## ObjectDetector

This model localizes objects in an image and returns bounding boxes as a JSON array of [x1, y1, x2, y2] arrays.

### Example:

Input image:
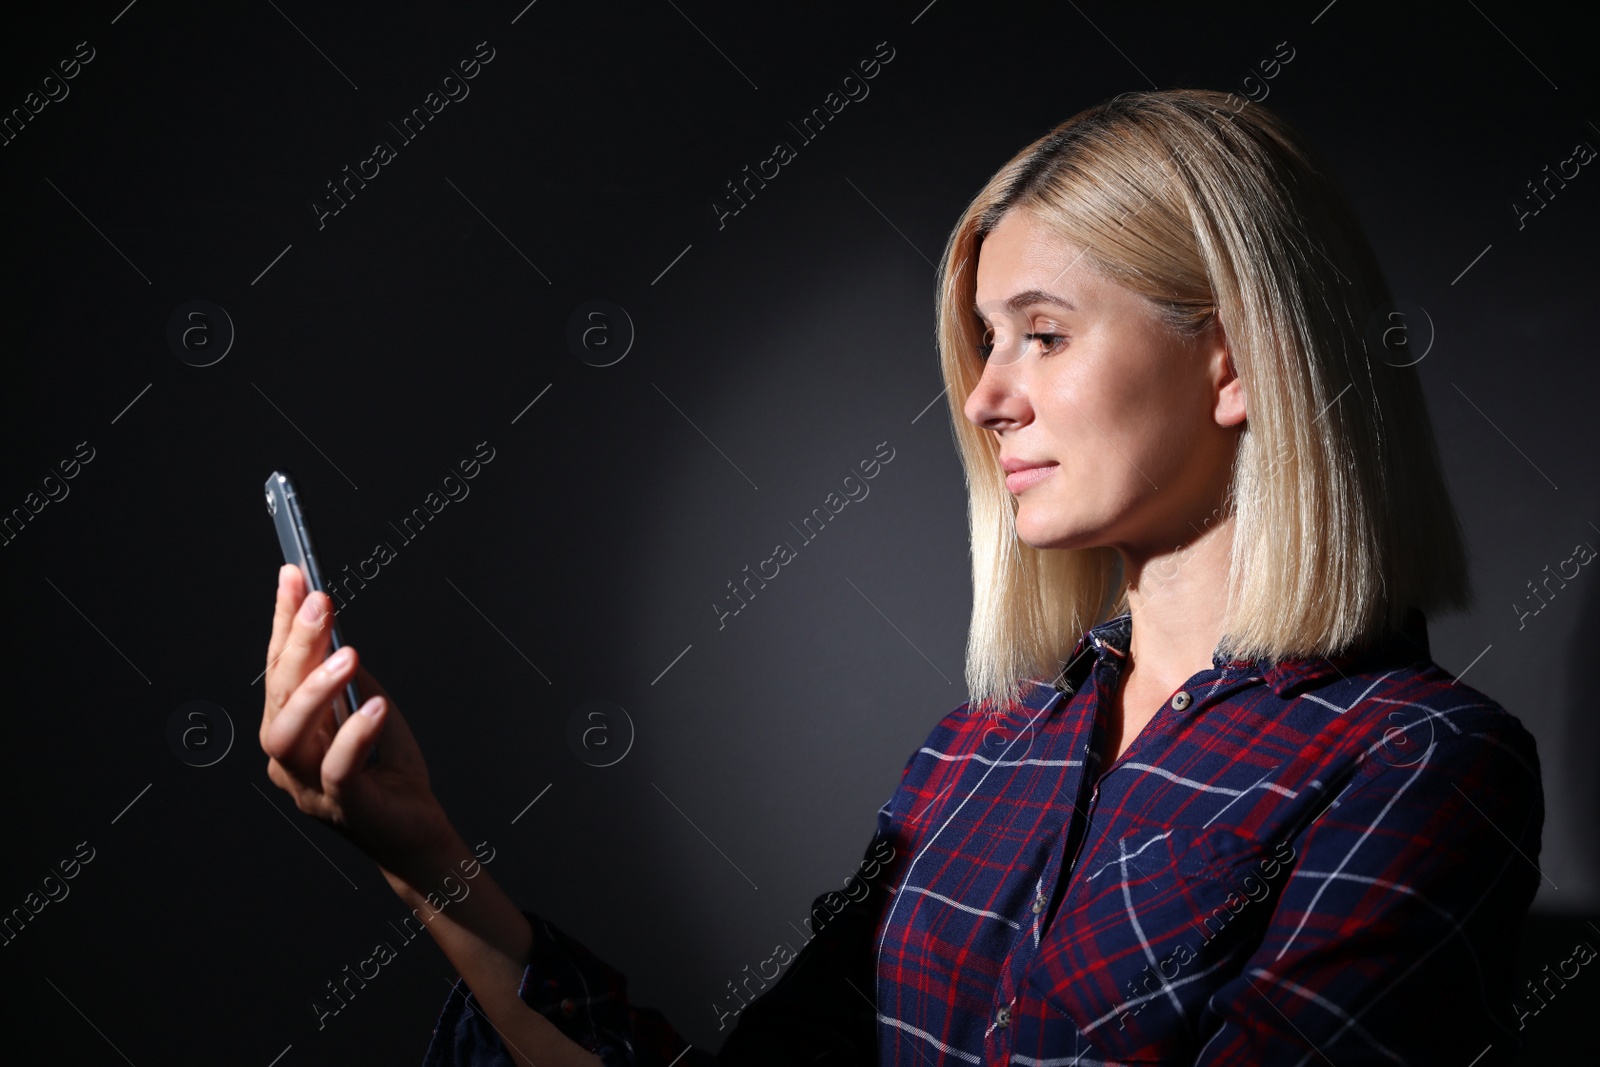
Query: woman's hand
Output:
[[259, 567, 600, 1066], [259, 564, 455, 879]]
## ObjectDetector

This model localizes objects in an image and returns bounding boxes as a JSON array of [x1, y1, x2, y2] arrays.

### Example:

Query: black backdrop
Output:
[[2, 1, 1596, 1063]]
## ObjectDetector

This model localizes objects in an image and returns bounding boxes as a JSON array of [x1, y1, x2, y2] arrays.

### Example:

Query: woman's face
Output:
[[963, 208, 1245, 557]]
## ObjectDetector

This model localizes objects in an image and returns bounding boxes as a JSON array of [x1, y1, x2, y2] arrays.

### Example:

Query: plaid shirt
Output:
[[424, 609, 1545, 1066]]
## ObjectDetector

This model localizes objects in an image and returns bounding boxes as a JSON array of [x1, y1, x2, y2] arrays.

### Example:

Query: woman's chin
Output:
[[1014, 513, 1098, 552]]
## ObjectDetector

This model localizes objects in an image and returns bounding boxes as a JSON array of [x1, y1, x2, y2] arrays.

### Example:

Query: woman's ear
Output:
[[1199, 310, 1246, 428], [1215, 380, 1246, 428]]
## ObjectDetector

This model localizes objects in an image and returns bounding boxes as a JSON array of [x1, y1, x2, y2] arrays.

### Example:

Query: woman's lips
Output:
[[1005, 463, 1059, 493]]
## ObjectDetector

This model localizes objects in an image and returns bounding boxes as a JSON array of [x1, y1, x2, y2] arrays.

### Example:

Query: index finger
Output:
[[266, 563, 306, 671]]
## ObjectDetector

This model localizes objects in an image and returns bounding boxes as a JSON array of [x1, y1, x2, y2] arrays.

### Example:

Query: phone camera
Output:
[[265, 490, 277, 516]]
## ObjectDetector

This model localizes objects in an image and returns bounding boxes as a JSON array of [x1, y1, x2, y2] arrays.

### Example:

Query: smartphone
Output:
[[264, 470, 364, 728]]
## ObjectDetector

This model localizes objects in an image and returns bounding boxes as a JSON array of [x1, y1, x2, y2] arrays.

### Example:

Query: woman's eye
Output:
[[1025, 331, 1066, 354], [978, 327, 996, 361]]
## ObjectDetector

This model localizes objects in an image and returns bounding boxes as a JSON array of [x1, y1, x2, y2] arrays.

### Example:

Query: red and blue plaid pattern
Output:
[[425, 609, 1545, 1066]]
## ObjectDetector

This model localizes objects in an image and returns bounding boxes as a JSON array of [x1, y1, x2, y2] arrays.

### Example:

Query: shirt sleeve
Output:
[[716, 797, 902, 1065], [1192, 725, 1545, 1066], [421, 799, 905, 1067], [420, 910, 717, 1067]]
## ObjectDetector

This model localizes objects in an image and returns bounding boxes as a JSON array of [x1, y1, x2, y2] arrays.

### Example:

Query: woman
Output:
[[259, 89, 1545, 1065]]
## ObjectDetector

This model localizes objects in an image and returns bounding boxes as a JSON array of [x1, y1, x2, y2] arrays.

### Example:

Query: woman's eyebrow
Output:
[[972, 290, 1077, 322], [1003, 289, 1076, 314]]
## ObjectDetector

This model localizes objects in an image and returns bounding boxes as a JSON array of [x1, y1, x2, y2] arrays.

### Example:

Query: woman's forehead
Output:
[[975, 219, 1101, 311]]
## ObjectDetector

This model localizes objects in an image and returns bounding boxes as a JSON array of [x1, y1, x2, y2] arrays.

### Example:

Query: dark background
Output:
[[1, 0, 1595, 1062]]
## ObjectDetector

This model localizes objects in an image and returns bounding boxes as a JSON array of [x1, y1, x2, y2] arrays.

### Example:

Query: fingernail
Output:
[[299, 594, 324, 623], [325, 647, 352, 673], [278, 564, 292, 593], [359, 696, 384, 718]]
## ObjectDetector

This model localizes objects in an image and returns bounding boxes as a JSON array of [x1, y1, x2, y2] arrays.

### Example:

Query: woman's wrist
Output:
[[379, 820, 535, 967], [376, 827, 586, 1066], [378, 817, 473, 906]]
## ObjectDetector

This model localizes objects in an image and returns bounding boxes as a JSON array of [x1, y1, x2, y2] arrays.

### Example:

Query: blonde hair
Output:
[[939, 89, 1471, 712]]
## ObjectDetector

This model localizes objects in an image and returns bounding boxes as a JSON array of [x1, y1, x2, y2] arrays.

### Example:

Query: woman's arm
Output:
[[379, 828, 600, 1067], [714, 824, 895, 1064], [261, 563, 898, 1065], [258, 565, 598, 1066]]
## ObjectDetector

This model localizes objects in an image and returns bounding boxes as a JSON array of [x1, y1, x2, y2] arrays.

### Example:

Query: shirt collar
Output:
[[1055, 606, 1431, 698]]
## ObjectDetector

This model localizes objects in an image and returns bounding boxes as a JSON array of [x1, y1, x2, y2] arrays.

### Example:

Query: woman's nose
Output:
[[963, 363, 1030, 430]]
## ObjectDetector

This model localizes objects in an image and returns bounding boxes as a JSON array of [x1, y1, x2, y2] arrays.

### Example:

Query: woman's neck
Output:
[[1116, 512, 1235, 698]]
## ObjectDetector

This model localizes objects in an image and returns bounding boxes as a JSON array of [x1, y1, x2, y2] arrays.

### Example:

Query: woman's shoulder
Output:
[[913, 677, 1066, 749], [882, 679, 1071, 807], [1291, 649, 1542, 793]]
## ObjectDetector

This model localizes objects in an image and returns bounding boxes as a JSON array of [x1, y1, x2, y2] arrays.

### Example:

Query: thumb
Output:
[[323, 696, 386, 789]]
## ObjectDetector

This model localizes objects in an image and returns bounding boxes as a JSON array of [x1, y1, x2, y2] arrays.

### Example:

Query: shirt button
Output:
[[1171, 690, 1192, 710], [559, 997, 576, 1017], [995, 1005, 1011, 1029], [1032, 892, 1045, 915]]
